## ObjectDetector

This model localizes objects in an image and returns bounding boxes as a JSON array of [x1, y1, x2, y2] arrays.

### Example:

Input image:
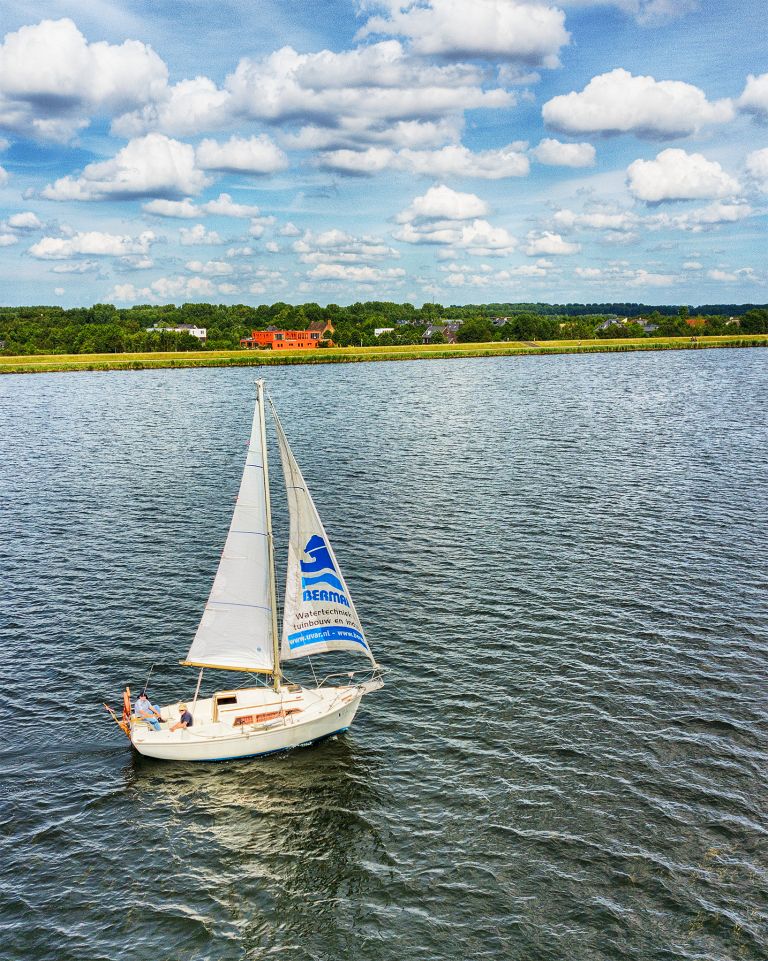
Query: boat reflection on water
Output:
[[123, 735, 387, 957]]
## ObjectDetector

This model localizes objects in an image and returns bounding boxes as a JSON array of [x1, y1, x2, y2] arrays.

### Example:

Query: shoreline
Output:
[[1, 334, 766, 375]]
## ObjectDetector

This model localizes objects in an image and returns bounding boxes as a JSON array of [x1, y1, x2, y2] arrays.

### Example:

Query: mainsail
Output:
[[184, 393, 275, 673], [271, 402, 375, 665]]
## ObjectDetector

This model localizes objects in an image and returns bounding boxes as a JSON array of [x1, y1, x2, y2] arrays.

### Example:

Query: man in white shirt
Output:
[[134, 691, 163, 731]]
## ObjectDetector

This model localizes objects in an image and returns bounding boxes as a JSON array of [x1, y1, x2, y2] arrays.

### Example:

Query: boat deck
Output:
[[131, 683, 359, 744]]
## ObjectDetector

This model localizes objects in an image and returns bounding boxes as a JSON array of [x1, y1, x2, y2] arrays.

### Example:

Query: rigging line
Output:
[[207, 599, 272, 612], [308, 655, 319, 688]]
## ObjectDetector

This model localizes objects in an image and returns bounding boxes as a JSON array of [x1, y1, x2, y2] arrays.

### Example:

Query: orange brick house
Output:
[[240, 319, 334, 350]]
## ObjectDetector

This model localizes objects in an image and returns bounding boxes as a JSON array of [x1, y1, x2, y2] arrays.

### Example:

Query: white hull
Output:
[[130, 680, 381, 762]]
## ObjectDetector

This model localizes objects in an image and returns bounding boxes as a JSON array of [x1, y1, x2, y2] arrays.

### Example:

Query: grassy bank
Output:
[[1, 334, 766, 375]]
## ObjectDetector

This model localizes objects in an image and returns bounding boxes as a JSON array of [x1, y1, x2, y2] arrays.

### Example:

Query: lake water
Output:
[[1, 350, 766, 961]]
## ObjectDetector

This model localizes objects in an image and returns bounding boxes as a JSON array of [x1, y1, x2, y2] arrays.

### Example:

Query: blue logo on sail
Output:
[[300, 534, 350, 607]]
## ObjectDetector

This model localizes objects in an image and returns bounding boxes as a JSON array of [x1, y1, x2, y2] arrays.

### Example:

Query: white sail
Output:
[[271, 402, 375, 665], [184, 393, 275, 673]]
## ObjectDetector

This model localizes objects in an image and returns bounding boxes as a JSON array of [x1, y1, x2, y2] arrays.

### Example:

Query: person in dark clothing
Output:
[[169, 703, 193, 732]]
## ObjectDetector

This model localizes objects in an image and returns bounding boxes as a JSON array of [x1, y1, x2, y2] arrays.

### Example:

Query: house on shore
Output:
[[308, 319, 334, 341], [422, 322, 461, 344], [240, 319, 334, 350], [146, 324, 207, 340]]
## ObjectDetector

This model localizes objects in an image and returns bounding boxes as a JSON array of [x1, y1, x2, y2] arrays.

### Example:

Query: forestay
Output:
[[184, 394, 275, 673], [271, 401, 375, 665]]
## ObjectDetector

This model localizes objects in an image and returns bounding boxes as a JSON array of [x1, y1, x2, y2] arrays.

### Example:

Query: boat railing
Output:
[[315, 666, 386, 688]]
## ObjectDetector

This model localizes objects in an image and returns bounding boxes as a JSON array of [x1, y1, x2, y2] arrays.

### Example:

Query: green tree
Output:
[[457, 317, 493, 342], [741, 309, 768, 334]]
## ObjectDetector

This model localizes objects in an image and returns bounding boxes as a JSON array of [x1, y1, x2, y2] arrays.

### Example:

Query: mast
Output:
[[257, 379, 282, 691]]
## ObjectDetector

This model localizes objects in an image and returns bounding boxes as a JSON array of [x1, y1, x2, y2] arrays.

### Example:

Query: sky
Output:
[[0, 0, 765, 308]]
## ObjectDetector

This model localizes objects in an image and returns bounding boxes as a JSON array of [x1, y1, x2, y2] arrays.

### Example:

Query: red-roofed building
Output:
[[241, 328, 321, 350], [240, 319, 334, 350], [308, 319, 334, 340]]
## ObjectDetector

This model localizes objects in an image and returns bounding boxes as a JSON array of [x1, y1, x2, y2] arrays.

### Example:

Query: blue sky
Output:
[[0, 0, 765, 307]]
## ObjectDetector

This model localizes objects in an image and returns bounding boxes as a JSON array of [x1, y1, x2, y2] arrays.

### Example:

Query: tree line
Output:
[[1, 300, 766, 355]]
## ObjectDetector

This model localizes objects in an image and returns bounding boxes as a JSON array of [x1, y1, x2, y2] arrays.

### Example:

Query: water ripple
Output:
[[1, 351, 767, 960]]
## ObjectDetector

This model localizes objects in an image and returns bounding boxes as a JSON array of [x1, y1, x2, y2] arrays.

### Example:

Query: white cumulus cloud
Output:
[[184, 259, 234, 276], [293, 228, 400, 265], [316, 146, 396, 175], [357, 0, 569, 66], [112, 76, 231, 138], [42, 134, 210, 201], [196, 135, 288, 174], [746, 148, 768, 193], [226, 41, 512, 137], [316, 142, 529, 178], [284, 117, 464, 152], [107, 275, 217, 303], [626, 148, 741, 202], [737, 73, 768, 121], [308, 263, 406, 283], [647, 201, 753, 230], [454, 220, 518, 256], [143, 192, 265, 219], [533, 138, 596, 167], [574, 266, 603, 278], [7, 211, 43, 230], [202, 193, 264, 218], [553, 208, 637, 231], [542, 69, 733, 139], [0, 18, 168, 141], [143, 198, 198, 218], [523, 231, 580, 255], [401, 143, 529, 178], [51, 260, 100, 273], [393, 185, 516, 253], [179, 223, 223, 246], [626, 268, 676, 287], [29, 229, 155, 259], [396, 184, 489, 223]]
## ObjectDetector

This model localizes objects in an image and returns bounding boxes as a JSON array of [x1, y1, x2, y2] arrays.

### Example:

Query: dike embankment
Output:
[[1, 335, 766, 375]]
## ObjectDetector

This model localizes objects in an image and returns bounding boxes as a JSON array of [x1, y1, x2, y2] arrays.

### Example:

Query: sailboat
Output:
[[106, 380, 383, 762]]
